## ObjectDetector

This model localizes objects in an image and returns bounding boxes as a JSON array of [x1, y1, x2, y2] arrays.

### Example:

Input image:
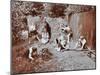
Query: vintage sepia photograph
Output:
[[11, 0, 96, 74]]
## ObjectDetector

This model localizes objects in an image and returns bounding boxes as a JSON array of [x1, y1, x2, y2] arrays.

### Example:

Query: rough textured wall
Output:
[[67, 10, 96, 50], [79, 11, 96, 50], [69, 13, 80, 41]]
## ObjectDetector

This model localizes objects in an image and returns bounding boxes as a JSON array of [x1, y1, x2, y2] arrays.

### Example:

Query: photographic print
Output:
[[11, 0, 96, 74]]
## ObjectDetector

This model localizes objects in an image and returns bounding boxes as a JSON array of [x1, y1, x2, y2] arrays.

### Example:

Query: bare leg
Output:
[[29, 47, 34, 60]]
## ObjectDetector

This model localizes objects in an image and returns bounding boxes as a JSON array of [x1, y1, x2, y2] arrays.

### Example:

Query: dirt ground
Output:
[[12, 39, 95, 74]]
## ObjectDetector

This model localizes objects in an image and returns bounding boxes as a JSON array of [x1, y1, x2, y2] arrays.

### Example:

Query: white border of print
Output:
[[0, 0, 99, 75]]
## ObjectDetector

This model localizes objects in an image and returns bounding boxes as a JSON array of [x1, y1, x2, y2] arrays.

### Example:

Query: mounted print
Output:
[[11, 0, 96, 74]]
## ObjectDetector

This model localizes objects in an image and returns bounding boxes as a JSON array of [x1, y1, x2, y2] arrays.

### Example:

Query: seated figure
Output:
[[37, 21, 51, 44], [75, 36, 87, 50]]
